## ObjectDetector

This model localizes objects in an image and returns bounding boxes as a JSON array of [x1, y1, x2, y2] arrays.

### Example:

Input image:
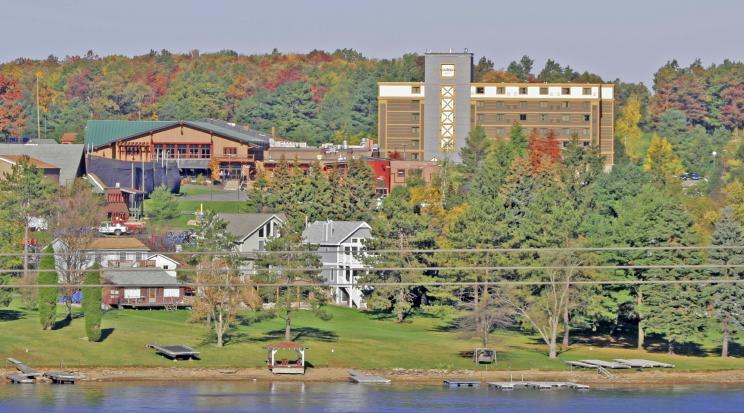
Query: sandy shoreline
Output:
[[4, 367, 744, 387]]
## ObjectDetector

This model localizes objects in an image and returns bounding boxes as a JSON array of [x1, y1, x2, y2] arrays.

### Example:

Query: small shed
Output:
[[266, 342, 306, 374]]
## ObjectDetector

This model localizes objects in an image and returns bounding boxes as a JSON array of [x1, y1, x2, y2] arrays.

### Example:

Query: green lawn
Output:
[[2, 301, 744, 370], [144, 199, 245, 230], [179, 184, 218, 197]]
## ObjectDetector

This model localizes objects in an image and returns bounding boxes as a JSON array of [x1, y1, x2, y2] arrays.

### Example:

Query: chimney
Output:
[[271, 127, 276, 140], [324, 220, 332, 242]]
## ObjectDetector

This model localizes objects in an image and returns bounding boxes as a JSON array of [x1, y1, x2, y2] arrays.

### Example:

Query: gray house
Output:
[[302, 220, 372, 309], [218, 213, 287, 276]]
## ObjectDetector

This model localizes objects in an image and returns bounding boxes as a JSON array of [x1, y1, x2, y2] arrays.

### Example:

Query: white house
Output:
[[302, 220, 372, 309]]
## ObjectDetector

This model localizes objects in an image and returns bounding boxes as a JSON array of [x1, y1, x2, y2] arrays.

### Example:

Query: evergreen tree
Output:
[[82, 263, 102, 342], [460, 126, 491, 175], [509, 122, 528, 155], [38, 245, 58, 330], [147, 185, 180, 220], [708, 207, 744, 357]]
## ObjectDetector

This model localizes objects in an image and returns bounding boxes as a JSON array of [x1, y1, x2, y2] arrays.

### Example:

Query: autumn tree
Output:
[[0, 73, 25, 140], [615, 95, 644, 162], [457, 289, 513, 347], [53, 179, 106, 320], [643, 134, 684, 184]]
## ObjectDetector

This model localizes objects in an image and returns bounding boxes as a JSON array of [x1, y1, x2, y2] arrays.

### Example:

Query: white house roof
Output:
[[302, 220, 371, 246]]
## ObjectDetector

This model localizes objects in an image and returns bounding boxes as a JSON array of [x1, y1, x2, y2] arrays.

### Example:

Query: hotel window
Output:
[[584, 114, 591, 122], [497, 87, 505, 94], [411, 126, 419, 134], [562, 87, 571, 95], [223, 147, 237, 156], [411, 86, 420, 94], [411, 113, 419, 122], [582, 128, 589, 136], [540, 114, 548, 122], [476, 113, 484, 123], [201, 145, 211, 158], [539, 101, 548, 108], [520, 101, 528, 108], [583, 87, 591, 95], [561, 114, 571, 122], [562, 101, 570, 108], [539, 87, 548, 95], [519, 87, 528, 95], [411, 140, 419, 147], [496, 113, 504, 121], [495, 101, 504, 108], [475, 86, 485, 94], [583, 141, 590, 147], [563, 128, 570, 136], [519, 114, 527, 121], [497, 128, 505, 136], [477, 101, 485, 109], [562, 141, 569, 148]]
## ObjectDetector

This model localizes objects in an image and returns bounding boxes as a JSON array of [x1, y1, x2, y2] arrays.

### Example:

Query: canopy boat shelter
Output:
[[266, 342, 306, 374]]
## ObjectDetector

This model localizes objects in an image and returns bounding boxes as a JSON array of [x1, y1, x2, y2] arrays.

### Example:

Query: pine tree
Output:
[[708, 207, 744, 357], [82, 263, 102, 342], [38, 245, 58, 330], [460, 126, 491, 175], [509, 122, 528, 155], [147, 185, 179, 220]]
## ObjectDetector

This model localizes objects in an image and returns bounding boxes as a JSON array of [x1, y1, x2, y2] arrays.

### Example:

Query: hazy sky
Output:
[[4, 0, 742, 84]]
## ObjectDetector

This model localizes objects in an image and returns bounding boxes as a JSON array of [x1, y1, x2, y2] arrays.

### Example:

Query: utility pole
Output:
[[36, 72, 41, 140]]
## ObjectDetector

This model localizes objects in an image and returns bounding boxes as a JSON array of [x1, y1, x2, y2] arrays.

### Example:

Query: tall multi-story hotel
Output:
[[377, 51, 615, 168]]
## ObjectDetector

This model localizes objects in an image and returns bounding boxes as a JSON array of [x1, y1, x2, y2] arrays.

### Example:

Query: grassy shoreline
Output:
[[1, 303, 743, 373]]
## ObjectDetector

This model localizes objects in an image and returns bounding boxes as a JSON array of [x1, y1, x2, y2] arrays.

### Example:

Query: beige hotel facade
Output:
[[377, 52, 614, 168]]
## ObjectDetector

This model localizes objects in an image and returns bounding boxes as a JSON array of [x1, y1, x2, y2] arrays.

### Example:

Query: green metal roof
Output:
[[84, 119, 270, 148]]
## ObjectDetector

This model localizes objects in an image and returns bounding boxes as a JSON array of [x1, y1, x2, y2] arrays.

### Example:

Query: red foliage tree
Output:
[[720, 84, 744, 129], [0, 74, 26, 139], [528, 128, 561, 173], [263, 68, 304, 91]]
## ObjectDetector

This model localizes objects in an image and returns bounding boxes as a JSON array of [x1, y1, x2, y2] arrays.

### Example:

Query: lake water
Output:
[[0, 381, 742, 412]]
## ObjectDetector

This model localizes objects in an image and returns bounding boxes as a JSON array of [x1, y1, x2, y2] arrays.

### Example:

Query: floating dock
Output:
[[45, 372, 77, 384], [565, 358, 674, 370], [613, 359, 675, 368], [488, 381, 589, 390], [147, 344, 201, 360], [7, 374, 35, 384], [7, 358, 42, 378], [443, 380, 481, 388], [348, 370, 391, 384]]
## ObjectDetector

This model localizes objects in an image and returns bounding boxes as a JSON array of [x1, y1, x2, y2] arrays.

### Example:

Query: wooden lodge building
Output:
[[101, 267, 190, 309], [84, 119, 271, 180]]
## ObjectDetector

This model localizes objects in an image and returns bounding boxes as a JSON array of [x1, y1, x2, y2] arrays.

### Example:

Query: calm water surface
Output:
[[0, 381, 742, 412]]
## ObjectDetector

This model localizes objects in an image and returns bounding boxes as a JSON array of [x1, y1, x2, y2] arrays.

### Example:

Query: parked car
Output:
[[690, 172, 702, 181], [98, 221, 128, 236]]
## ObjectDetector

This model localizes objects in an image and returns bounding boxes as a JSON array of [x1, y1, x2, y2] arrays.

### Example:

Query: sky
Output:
[[3, 0, 742, 85]]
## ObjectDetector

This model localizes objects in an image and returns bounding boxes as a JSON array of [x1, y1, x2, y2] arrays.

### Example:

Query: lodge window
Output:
[[223, 147, 238, 156], [539, 87, 548, 95], [177, 144, 187, 158], [397, 170, 405, 178], [201, 145, 211, 158], [519, 114, 527, 121], [475, 86, 485, 94], [497, 87, 505, 94], [189, 145, 199, 158], [411, 86, 421, 94], [519, 87, 528, 95], [562, 87, 571, 95], [125, 147, 141, 157], [583, 87, 591, 95], [110, 290, 119, 297], [166, 144, 175, 158], [119, 252, 126, 261]]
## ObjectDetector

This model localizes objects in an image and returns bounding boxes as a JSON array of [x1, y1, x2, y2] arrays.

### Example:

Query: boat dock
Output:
[[565, 358, 675, 370], [348, 370, 391, 384], [488, 381, 589, 390], [44, 372, 77, 384], [443, 380, 481, 388], [7, 374, 35, 384], [147, 344, 201, 360]]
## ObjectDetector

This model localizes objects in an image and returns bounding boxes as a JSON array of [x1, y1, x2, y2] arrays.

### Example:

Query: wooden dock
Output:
[[488, 381, 590, 391], [7, 374, 35, 384], [44, 372, 77, 384], [614, 359, 675, 368], [443, 380, 481, 388], [147, 344, 201, 360], [565, 358, 675, 370], [7, 358, 42, 378], [348, 370, 391, 384]]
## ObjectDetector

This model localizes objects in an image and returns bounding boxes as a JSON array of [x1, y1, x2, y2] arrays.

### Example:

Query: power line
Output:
[[7, 278, 744, 289]]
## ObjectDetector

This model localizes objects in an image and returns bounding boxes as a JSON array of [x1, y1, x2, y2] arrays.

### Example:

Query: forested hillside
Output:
[[1, 49, 740, 146]]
